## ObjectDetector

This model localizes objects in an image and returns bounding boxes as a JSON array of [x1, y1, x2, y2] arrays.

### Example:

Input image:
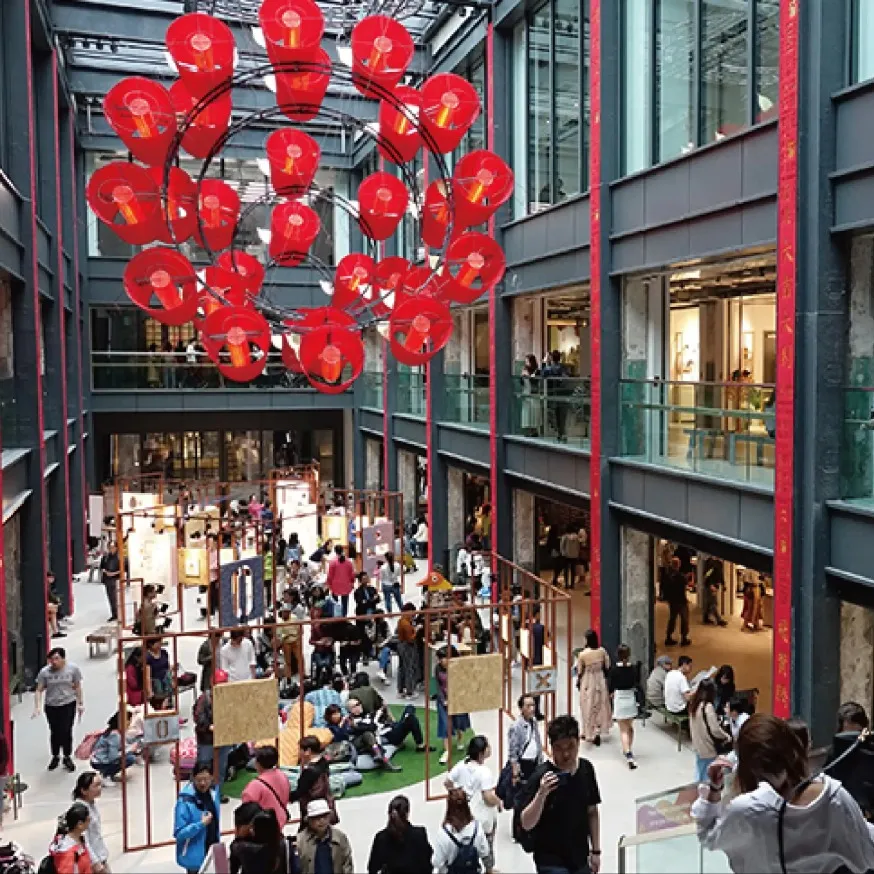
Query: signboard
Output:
[[143, 712, 181, 745], [527, 666, 558, 695]]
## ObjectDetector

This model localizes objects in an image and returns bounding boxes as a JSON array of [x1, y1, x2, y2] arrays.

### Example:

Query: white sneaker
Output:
[[439, 751, 448, 765], [377, 670, 387, 683]]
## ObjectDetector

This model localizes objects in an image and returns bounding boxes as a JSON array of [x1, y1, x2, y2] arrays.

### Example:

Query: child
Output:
[[728, 696, 750, 741]]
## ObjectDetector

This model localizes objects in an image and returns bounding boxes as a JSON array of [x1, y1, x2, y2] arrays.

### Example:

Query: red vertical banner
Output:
[[588, 0, 603, 634], [52, 53, 74, 611], [773, 0, 800, 719], [486, 20, 498, 568]]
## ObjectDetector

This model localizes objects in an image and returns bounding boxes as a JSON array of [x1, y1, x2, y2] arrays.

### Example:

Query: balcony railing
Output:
[[91, 351, 319, 392], [397, 371, 426, 417], [443, 374, 490, 428], [619, 378, 776, 486], [360, 371, 384, 409], [510, 376, 591, 448]]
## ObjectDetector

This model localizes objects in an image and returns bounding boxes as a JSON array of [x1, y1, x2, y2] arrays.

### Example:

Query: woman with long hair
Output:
[[693, 714, 874, 872], [89, 713, 137, 783], [445, 736, 501, 874], [124, 648, 144, 708], [609, 644, 639, 769], [432, 789, 490, 874], [230, 808, 286, 874], [689, 678, 732, 784], [396, 603, 419, 700], [576, 629, 612, 745], [379, 553, 403, 614], [72, 772, 110, 873], [367, 795, 433, 874], [49, 802, 93, 873], [714, 665, 736, 718]]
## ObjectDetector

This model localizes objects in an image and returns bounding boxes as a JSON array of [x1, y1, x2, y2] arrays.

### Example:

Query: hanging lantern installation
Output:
[[350, 15, 414, 99], [259, 0, 325, 64], [170, 82, 232, 160], [358, 172, 408, 241], [299, 325, 364, 393], [419, 73, 480, 154], [269, 201, 320, 266], [442, 232, 506, 304], [388, 297, 452, 365], [165, 13, 237, 100], [377, 86, 422, 165], [452, 149, 514, 227], [201, 306, 271, 382], [265, 129, 321, 195], [275, 49, 331, 122], [194, 179, 240, 251], [104, 77, 177, 167], [86, 162, 161, 245], [123, 248, 200, 325]]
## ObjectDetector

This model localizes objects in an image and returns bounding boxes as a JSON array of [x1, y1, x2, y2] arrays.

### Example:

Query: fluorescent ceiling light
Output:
[[251, 27, 266, 48], [164, 51, 178, 72], [263, 74, 277, 93], [256, 158, 271, 177], [336, 45, 353, 67], [319, 280, 334, 296], [364, 122, 380, 138], [257, 228, 272, 244]]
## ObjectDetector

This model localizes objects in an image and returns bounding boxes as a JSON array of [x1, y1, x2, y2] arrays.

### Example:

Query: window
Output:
[[853, 0, 874, 83], [622, 0, 771, 173], [452, 56, 487, 167], [0, 278, 13, 379], [515, 0, 588, 215]]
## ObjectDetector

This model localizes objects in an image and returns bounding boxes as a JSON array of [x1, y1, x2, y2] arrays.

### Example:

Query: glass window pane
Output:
[[554, 0, 581, 198], [528, 2, 552, 212], [512, 21, 528, 218], [701, 0, 750, 142], [856, 0, 874, 83], [755, 1, 779, 119], [656, 0, 695, 162], [622, 0, 652, 173]]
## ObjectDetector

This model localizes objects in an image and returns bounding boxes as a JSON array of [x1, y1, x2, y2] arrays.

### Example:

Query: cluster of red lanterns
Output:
[[86, 2, 514, 389]]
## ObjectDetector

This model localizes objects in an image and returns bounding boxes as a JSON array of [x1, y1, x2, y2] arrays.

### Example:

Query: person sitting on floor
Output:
[[342, 699, 402, 772], [90, 712, 139, 782]]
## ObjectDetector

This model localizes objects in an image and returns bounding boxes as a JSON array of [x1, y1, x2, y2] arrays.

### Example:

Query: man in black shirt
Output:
[[662, 556, 691, 647], [518, 714, 602, 874], [99, 542, 121, 622]]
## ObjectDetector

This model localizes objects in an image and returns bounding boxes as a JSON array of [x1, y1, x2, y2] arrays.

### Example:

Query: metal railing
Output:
[[511, 376, 591, 447], [91, 351, 322, 392], [397, 370, 426, 416], [619, 378, 776, 485], [443, 373, 490, 428]]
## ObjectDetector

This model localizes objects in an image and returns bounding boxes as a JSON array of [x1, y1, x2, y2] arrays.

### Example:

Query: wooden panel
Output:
[[213, 677, 278, 747], [447, 652, 503, 715]]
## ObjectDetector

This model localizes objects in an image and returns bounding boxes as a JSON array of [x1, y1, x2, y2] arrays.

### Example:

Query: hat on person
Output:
[[656, 655, 673, 668], [306, 799, 331, 819]]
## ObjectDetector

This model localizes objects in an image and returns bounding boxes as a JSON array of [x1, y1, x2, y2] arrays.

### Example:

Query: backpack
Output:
[[36, 858, 54, 874], [444, 823, 480, 874], [74, 730, 102, 761]]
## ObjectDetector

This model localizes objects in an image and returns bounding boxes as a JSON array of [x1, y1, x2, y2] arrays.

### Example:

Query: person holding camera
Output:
[[517, 714, 602, 874]]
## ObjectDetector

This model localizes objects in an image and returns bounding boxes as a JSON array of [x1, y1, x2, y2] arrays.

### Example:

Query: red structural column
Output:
[[0, 403, 8, 771], [23, 1, 51, 638], [52, 53, 74, 610], [486, 21, 498, 567], [588, 0, 603, 634], [772, 0, 800, 719], [68, 114, 90, 562]]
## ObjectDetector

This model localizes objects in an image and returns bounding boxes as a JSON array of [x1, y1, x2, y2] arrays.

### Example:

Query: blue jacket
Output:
[[173, 782, 220, 871]]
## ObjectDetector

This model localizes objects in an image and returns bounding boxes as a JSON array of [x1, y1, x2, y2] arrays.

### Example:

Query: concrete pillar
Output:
[[844, 235, 874, 498], [447, 466, 464, 549], [840, 602, 874, 711], [621, 526, 653, 671], [365, 439, 381, 491], [513, 489, 536, 570], [512, 298, 536, 373], [397, 449, 417, 521]]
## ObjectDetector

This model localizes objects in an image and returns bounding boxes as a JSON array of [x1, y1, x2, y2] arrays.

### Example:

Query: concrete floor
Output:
[[3, 565, 716, 873]]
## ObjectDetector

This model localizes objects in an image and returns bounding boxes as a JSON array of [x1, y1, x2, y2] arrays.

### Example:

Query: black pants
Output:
[[382, 705, 424, 747], [45, 701, 76, 757], [103, 578, 118, 620], [666, 602, 690, 640]]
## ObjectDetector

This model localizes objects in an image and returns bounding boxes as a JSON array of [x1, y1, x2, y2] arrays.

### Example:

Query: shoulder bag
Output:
[[703, 704, 733, 756]]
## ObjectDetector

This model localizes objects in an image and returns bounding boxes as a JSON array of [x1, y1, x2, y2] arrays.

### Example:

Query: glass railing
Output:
[[619, 379, 775, 486], [618, 823, 731, 873], [360, 371, 384, 409], [443, 374, 490, 428], [842, 385, 874, 501], [91, 351, 320, 391], [397, 371, 426, 417], [510, 376, 591, 448]]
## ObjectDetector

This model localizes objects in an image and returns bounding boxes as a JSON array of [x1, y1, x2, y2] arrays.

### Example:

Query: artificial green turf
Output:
[[222, 706, 473, 801]]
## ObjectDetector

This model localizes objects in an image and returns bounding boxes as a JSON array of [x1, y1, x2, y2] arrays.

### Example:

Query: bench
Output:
[[644, 700, 689, 751], [86, 624, 118, 659]]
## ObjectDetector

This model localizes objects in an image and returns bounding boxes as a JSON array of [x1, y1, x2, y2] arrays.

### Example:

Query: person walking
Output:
[[367, 795, 433, 874], [378, 554, 403, 614], [241, 745, 290, 830], [99, 542, 121, 622], [445, 736, 501, 874], [49, 803, 94, 873], [431, 789, 490, 874], [559, 525, 581, 590], [609, 645, 639, 770], [576, 630, 612, 746], [173, 764, 221, 874], [541, 350, 569, 442], [394, 603, 419, 697], [296, 798, 354, 874], [327, 545, 355, 617], [32, 646, 84, 772], [517, 714, 603, 874], [688, 678, 732, 784], [508, 694, 544, 784], [73, 773, 110, 873], [663, 556, 691, 646], [220, 630, 257, 683]]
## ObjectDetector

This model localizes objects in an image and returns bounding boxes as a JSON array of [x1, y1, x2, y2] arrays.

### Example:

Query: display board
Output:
[[361, 519, 393, 576], [446, 652, 503, 715], [127, 521, 177, 589], [322, 510, 349, 548], [178, 547, 209, 588], [219, 556, 264, 626], [213, 677, 278, 747]]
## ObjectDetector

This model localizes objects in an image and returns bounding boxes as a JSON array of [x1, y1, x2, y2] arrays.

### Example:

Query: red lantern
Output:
[[422, 180, 452, 249], [194, 266, 251, 331], [350, 16, 415, 99], [86, 162, 161, 245], [452, 150, 514, 227], [275, 50, 331, 122], [401, 264, 451, 303], [371, 257, 409, 317], [123, 248, 199, 325], [149, 166, 198, 245], [165, 13, 236, 100], [265, 129, 320, 196], [378, 86, 422, 165], [194, 180, 240, 251], [217, 251, 265, 296], [299, 325, 364, 394], [419, 73, 481, 155], [294, 307, 357, 330], [201, 306, 271, 382], [269, 201, 320, 266], [442, 232, 506, 304], [388, 297, 452, 365], [259, 0, 324, 64], [170, 82, 232, 160], [358, 172, 408, 241], [104, 77, 176, 167], [332, 254, 375, 313]]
